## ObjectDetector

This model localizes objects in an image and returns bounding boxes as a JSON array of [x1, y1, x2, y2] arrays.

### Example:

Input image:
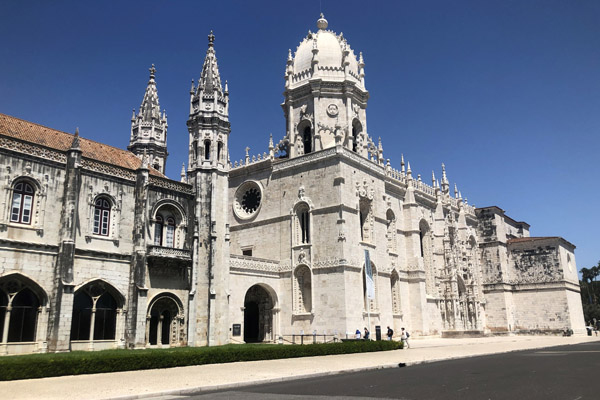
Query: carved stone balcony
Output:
[[147, 245, 192, 261]]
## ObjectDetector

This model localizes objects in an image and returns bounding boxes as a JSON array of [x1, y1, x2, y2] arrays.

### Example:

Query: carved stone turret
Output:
[[128, 65, 168, 174]]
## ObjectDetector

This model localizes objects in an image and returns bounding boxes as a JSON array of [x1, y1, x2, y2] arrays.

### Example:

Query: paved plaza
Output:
[[2, 335, 598, 400]]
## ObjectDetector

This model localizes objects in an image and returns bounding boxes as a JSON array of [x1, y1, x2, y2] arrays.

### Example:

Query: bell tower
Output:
[[186, 31, 231, 346], [128, 64, 168, 173]]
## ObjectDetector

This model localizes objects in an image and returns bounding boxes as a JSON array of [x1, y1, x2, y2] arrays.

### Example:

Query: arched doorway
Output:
[[147, 295, 182, 347], [243, 285, 275, 343]]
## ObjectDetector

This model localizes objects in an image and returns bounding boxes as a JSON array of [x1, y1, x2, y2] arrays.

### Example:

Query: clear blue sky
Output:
[[1, 1, 598, 274]]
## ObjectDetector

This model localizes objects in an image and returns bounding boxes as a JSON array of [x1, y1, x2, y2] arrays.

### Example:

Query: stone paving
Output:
[[2, 335, 598, 400]]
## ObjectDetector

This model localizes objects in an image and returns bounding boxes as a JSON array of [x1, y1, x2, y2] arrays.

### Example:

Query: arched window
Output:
[[217, 141, 223, 162], [295, 203, 310, 244], [352, 120, 362, 152], [153, 204, 183, 249], [363, 263, 378, 312], [165, 217, 175, 248], [204, 140, 211, 160], [8, 288, 39, 342], [294, 265, 312, 313], [420, 220, 434, 295], [93, 197, 111, 236], [359, 199, 373, 242], [10, 181, 35, 224], [386, 209, 396, 253], [391, 271, 401, 314], [70, 282, 118, 342], [303, 126, 312, 154], [0, 278, 45, 344], [154, 216, 163, 246]]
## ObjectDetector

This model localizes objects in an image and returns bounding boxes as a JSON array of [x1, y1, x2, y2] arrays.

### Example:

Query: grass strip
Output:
[[0, 339, 402, 381]]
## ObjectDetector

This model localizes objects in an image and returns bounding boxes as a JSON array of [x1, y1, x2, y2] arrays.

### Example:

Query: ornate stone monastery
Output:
[[0, 15, 584, 354]]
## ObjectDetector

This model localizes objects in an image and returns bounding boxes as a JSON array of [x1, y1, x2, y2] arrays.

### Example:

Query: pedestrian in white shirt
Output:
[[400, 327, 410, 348]]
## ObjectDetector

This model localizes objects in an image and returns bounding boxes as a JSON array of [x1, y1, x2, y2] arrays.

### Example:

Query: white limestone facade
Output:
[[0, 15, 584, 355]]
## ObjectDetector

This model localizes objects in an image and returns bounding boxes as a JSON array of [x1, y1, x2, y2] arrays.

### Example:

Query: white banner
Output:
[[364, 250, 375, 299]]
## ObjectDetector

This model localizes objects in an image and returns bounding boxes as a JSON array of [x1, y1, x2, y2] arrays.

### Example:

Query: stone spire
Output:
[[197, 31, 223, 94], [441, 163, 449, 194], [188, 31, 231, 170], [129, 64, 168, 174]]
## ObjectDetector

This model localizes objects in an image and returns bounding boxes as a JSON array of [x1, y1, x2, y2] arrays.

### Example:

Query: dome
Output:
[[290, 15, 362, 87]]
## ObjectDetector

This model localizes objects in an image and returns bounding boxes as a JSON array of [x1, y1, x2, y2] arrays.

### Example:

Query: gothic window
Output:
[[293, 265, 312, 313], [420, 220, 435, 295], [386, 209, 396, 253], [0, 277, 44, 344], [390, 270, 401, 314], [10, 181, 34, 224], [165, 217, 175, 247], [154, 215, 164, 246], [294, 202, 310, 244], [204, 140, 211, 160], [362, 263, 378, 312], [153, 203, 185, 248], [93, 197, 111, 236], [70, 282, 118, 342], [192, 140, 198, 161], [359, 198, 373, 242], [303, 126, 312, 154], [217, 141, 223, 162], [352, 120, 362, 152]]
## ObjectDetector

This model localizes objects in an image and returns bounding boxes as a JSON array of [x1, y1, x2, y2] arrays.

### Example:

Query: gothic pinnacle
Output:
[[432, 171, 436, 186], [401, 154, 405, 173], [208, 30, 215, 47], [149, 64, 156, 80]]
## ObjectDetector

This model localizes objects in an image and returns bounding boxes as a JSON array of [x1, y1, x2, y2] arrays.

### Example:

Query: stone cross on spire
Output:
[[208, 30, 215, 47]]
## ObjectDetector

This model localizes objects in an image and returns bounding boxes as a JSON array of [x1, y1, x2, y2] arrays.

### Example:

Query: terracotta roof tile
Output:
[[0, 113, 164, 177]]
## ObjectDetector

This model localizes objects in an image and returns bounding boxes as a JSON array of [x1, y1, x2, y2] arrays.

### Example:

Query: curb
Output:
[[105, 340, 590, 400]]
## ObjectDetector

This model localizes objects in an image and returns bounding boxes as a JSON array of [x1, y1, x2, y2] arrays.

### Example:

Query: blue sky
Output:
[[1, 1, 598, 274]]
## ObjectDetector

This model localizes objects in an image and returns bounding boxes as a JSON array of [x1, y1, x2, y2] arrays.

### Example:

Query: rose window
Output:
[[234, 181, 263, 220]]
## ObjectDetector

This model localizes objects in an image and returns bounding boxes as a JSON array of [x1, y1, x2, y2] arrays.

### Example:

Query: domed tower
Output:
[[282, 14, 368, 158]]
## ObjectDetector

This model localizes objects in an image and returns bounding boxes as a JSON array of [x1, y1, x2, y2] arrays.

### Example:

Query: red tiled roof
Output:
[[0, 113, 164, 177]]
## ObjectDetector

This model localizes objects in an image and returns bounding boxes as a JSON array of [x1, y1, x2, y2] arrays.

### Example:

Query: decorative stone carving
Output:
[[326, 103, 339, 117]]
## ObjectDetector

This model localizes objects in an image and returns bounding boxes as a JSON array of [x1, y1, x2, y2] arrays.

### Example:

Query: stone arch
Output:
[[293, 265, 312, 314], [0, 273, 47, 344], [297, 120, 313, 155], [70, 279, 124, 343], [243, 284, 277, 343], [151, 200, 187, 248], [146, 292, 185, 347]]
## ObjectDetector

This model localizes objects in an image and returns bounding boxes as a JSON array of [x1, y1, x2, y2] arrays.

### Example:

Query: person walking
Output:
[[364, 327, 370, 340], [386, 326, 394, 341], [355, 329, 361, 339], [401, 327, 410, 348]]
